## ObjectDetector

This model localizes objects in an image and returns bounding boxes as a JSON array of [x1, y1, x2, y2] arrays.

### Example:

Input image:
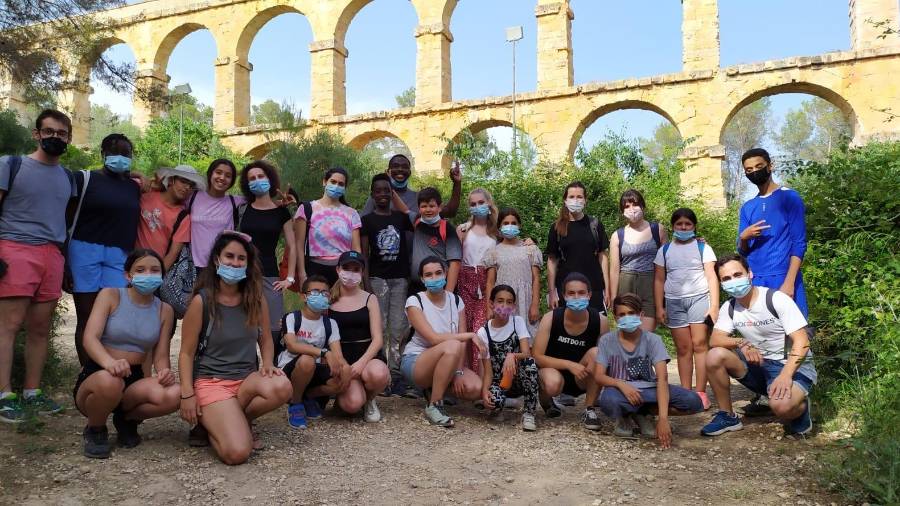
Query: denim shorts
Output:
[[400, 353, 420, 386], [665, 293, 710, 329], [68, 239, 128, 293], [734, 348, 814, 396]]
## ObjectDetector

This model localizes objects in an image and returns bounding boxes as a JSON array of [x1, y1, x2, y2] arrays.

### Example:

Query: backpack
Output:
[[159, 191, 199, 318], [660, 239, 706, 272], [617, 222, 661, 264], [414, 217, 448, 243], [278, 310, 332, 364], [557, 216, 600, 263]]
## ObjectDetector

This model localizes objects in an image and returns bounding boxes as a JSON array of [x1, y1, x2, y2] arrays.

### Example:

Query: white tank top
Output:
[[462, 229, 496, 267]]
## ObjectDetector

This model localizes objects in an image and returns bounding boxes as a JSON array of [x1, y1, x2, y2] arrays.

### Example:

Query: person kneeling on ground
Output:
[[701, 254, 815, 437], [595, 293, 703, 448], [532, 272, 608, 431], [75, 249, 180, 458], [478, 284, 540, 432], [277, 275, 351, 429], [402, 256, 484, 427]]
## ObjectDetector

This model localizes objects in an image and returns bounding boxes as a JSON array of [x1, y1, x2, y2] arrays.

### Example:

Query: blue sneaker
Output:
[[701, 410, 743, 436], [24, 390, 64, 415], [787, 400, 812, 436], [0, 394, 24, 424], [303, 397, 323, 420], [287, 402, 307, 430]]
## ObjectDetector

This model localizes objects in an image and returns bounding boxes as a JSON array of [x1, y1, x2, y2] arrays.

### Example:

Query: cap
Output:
[[157, 165, 207, 191], [337, 250, 366, 268]]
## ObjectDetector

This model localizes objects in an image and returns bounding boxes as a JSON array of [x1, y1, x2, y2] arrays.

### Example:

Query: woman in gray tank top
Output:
[[178, 231, 291, 465], [74, 249, 180, 459], [609, 189, 668, 332]]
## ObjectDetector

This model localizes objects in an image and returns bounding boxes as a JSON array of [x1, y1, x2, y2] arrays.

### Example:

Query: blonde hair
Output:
[[464, 188, 499, 238]]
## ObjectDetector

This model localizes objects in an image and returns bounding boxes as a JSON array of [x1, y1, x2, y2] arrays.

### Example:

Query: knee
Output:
[[705, 347, 729, 367], [363, 363, 390, 386], [96, 373, 125, 396], [540, 371, 563, 396], [273, 376, 293, 402], [297, 355, 316, 371], [338, 384, 366, 413], [219, 444, 252, 466], [162, 385, 181, 411], [440, 339, 464, 357], [769, 398, 801, 420]]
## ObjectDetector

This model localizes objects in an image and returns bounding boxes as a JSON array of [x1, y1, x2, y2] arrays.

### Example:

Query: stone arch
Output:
[[718, 81, 859, 144], [439, 117, 537, 169], [568, 100, 681, 158], [153, 23, 219, 72], [334, 0, 375, 44], [347, 129, 408, 151], [235, 6, 312, 61], [246, 139, 284, 159]]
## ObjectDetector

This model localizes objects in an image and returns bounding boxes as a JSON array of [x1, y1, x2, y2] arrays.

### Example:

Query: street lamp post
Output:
[[171, 83, 192, 164], [505, 26, 523, 160]]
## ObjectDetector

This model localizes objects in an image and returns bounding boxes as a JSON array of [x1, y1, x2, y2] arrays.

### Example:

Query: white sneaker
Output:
[[631, 414, 657, 437], [364, 399, 381, 423], [521, 413, 537, 432]]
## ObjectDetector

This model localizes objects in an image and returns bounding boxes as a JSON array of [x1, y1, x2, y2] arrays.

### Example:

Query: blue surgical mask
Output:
[[423, 277, 447, 293], [105, 155, 132, 173], [325, 183, 345, 199], [500, 224, 520, 239], [216, 264, 247, 285], [566, 298, 589, 312], [131, 274, 162, 295], [390, 177, 408, 189], [617, 314, 642, 333], [469, 204, 490, 217], [673, 230, 696, 241], [421, 214, 441, 226], [249, 179, 271, 196], [721, 278, 753, 298], [306, 292, 330, 312]]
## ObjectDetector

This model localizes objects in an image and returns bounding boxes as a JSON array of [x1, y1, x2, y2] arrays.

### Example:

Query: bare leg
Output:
[[238, 372, 292, 420], [75, 371, 124, 427], [120, 378, 180, 420], [411, 340, 464, 403], [361, 359, 390, 401], [336, 379, 366, 414], [689, 323, 710, 392], [73, 292, 99, 366], [538, 368, 564, 406], [768, 384, 808, 422], [288, 356, 315, 404], [23, 300, 57, 390], [0, 298, 29, 392], [705, 347, 746, 414], [576, 347, 601, 406], [200, 398, 253, 465], [671, 326, 694, 389]]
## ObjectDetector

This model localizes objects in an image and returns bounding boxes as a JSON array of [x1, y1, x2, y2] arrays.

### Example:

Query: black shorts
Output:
[[281, 357, 332, 389], [560, 370, 587, 397], [341, 339, 386, 365], [72, 359, 145, 416]]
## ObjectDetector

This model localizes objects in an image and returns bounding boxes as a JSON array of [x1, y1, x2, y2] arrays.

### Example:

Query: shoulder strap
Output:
[[413, 292, 423, 309], [67, 170, 91, 240], [197, 290, 214, 357], [588, 216, 600, 252], [483, 321, 491, 341], [765, 288, 779, 319], [662, 242, 671, 270], [291, 310, 303, 335], [323, 315, 332, 341], [650, 222, 661, 248], [0, 156, 23, 216], [302, 201, 313, 256], [439, 219, 447, 243], [728, 298, 736, 319], [187, 190, 199, 212], [236, 202, 249, 231], [616, 227, 625, 263], [228, 195, 239, 228], [167, 209, 190, 253], [697, 239, 705, 258]]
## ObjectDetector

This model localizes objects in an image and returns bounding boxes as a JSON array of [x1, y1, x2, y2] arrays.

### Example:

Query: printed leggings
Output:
[[487, 357, 539, 415]]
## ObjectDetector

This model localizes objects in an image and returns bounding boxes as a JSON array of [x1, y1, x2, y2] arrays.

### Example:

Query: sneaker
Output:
[[632, 414, 657, 437], [112, 410, 141, 448], [742, 395, 772, 417], [556, 393, 577, 406], [613, 416, 637, 438], [23, 390, 64, 415], [83, 425, 111, 459], [188, 424, 210, 447], [786, 400, 813, 436], [303, 397, 323, 420], [697, 391, 711, 411], [424, 401, 454, 428], [582, 408, 601, 431], [701, 410, 743, 436], [542, 398, 562, 418], [0, 394, 24, 424], [403, 385, 422, 399], [287, 402, 307, 429], [364, 399, 381, 423], [521, 413, 537, 432]]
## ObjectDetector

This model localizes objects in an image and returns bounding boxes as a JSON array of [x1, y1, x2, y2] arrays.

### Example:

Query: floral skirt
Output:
[[458, 265, 488, 374]]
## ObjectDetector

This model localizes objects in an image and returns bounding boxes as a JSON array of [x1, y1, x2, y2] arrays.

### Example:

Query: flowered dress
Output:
[[481, 241, 544, 335]]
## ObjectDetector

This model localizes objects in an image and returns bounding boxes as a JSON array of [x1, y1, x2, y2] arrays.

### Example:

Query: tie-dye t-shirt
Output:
[[295, 200, 362, 260]]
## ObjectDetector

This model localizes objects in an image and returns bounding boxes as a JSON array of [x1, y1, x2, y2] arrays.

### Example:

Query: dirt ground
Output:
[[0, 297, 841, 505]]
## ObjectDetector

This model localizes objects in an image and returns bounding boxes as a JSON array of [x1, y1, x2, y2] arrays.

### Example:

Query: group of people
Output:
[[0, 109, 815, 465]]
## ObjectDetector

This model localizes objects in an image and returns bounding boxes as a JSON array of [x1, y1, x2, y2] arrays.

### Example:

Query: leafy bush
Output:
[[0, 109, 33, 155], [135, 115, 245, 174]]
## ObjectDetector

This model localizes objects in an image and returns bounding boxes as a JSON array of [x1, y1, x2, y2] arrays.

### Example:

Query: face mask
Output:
[[104, 155, 132, 173], [390, 177, 408, 189], [306, 293, 330, 313], [493, 304, 515, 318], [673, 230, 696, 241], [131, 274, 162, 295], [325, 183, 345, 199], [469, 204, 490, 217], [423, 277, 447, 293], [746, 168, 770, 186], [338, 270, 362, 288], [565, 297, 589, 312], [617, 314, 642, 333], [721, 278, 753, 298], [623, 207, 644, 222], [566, 199, 584, 214], [421, 214, 441, 225], [216, 264, 247, 285], [249, 179, 271, 196], [40, 137, 68, 157], [500, 224, 520, 239]]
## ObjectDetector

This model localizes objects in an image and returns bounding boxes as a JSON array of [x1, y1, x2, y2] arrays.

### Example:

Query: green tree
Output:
[[0, 108, 34, 154], [774, 97, 851, 163], [722, 97, 773, 203], [395, 86, 416, 108], [250, 99, 303, 128], [88, 103, 141, 147], [135, 113, 242, 174], [639, 122, 682, 165]]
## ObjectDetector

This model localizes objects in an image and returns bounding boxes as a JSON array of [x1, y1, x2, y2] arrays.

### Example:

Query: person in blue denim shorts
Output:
[[702, 254, 815, 437]]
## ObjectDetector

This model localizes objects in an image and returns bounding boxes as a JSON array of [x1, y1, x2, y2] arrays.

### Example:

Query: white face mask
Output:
[[338, 270, 362, 287], [623, 207, 644, 222], [566, 199, 585, 213]]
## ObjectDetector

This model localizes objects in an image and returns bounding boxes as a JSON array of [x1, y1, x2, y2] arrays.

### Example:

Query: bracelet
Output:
[[180, 393, 195, 400], [454, 369, 464, 377]]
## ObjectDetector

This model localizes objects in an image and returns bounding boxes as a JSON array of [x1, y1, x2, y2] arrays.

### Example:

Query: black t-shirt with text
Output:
[[361, 211, 413, 279]]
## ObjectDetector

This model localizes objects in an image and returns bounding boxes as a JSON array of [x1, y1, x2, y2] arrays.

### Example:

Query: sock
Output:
[[0, 391, 14, 400], [23, 389, 40, 399]]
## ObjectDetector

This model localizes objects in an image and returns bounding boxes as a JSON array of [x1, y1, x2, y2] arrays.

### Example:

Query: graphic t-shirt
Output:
[[714, 287, 816, 382], [653, 240, 717, 298], [0, 155, 75, 245], [361, 210, 413, 279], [136, 191, 191, 257], [239, 205, 291, 277], [188, 191, 244, 268], [409, 220, 463, 282], [295, 201, 361, 261], [596, 330, 670, 389], [476, 316, 531, 360], [276, 312, 341, 368], [404, 292, 464, 356]]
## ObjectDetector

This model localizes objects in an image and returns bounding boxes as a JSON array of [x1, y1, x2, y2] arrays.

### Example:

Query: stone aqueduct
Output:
[[2, 0, 900, 205]]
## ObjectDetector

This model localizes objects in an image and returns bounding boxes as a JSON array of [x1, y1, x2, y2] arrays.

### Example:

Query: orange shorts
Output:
[[194, 378, 244, 407]]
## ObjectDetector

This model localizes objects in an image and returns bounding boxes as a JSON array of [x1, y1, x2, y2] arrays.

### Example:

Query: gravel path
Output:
[[1, 297, 839, 505]]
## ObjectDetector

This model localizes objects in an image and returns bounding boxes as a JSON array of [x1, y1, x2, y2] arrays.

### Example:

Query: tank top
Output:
[[329, 294, 373, 364], [620, 235, 658, 273], [193, 293, 259, 380], [100, 288, 162, 354], [545, 308, 601, 363], [462, 229, 496, 267]]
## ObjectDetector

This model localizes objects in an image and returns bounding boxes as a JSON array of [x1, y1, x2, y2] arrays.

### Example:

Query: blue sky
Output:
[[94, 0, 852, 150]]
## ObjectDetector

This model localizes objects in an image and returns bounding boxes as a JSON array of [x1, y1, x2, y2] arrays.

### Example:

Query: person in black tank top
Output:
[[532, 273, 608, 431], [328, 251, 390, 422]]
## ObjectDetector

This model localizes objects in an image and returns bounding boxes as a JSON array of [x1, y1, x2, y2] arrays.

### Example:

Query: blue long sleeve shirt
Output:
[[737, 187, 807, 277]]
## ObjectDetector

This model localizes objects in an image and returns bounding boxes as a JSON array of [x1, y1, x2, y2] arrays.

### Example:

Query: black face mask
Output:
[[745, 167, 770, 186], [40, 137, 68, 157]]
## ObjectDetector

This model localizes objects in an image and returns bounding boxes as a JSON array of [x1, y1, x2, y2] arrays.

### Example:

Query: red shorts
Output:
[[0, 239, 64, 302], [194, 378, 245, 407]]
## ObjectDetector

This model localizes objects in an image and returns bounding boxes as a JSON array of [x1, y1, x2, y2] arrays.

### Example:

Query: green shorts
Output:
[[617, 271, 656, 317]]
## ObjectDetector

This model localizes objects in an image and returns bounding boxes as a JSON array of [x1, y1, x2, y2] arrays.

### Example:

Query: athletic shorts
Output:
[[560, 370, 587, 397], [0, 239, 64, 302], [68, 239, 128, 293], [618, 271, 656, 317], [281, 356, 332, 390], [665, 293, 710, 329], [194, 378, 245, 407]]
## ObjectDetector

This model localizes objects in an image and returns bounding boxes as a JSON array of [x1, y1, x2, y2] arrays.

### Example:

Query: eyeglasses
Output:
[[304, 289, 329, 297], [38, 127, 70, 140], [221, 230, 252, 243]]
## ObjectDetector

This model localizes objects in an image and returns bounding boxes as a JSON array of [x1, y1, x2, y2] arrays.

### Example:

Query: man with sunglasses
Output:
[[0, 109, 78, 422], [360, 154, 463, 219]]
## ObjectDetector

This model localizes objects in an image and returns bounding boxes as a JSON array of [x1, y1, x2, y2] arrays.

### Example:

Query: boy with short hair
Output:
[[595, 293, 703, 448], [409, 187, 462, 293]]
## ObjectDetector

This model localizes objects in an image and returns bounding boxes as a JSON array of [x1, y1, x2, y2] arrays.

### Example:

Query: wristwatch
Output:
[[286, 276, 295, 284], [320, 348, 329, 359], [454, 369, 464, 377]]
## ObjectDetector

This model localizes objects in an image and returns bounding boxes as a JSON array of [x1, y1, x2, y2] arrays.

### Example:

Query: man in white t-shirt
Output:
[[701, 255, 815, 437]]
